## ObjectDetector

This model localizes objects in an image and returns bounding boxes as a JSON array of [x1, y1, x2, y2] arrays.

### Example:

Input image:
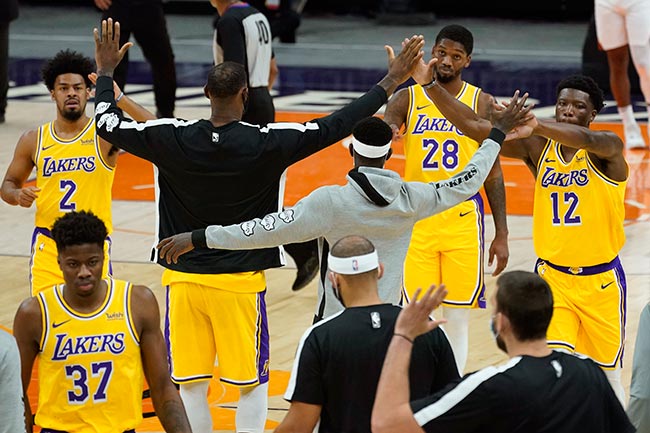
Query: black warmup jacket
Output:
[[94, 75, 387, 274]]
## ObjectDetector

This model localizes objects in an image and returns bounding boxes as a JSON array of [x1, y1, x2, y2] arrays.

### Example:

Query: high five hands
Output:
[[93, 18, 133, 76]]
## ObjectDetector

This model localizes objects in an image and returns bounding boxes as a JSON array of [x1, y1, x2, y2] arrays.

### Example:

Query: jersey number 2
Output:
[[59, 179, 77, 211], [550, 191, 581, 226], [65, 361, 113, 404]]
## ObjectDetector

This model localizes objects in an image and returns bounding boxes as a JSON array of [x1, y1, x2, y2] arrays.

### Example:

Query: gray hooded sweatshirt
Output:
[[199, 134, 502, 319]]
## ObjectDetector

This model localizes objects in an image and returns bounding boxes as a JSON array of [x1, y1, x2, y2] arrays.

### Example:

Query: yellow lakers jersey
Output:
[[533, 140, 626, 266], [403, 82, 482, 183], [35, 279, 143, 432], [34, 119, 114, 233]]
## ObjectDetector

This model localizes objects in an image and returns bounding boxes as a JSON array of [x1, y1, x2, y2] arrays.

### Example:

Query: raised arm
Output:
[[93, 19, 191, 163], [156, 189, 333, 264], [13, 297, 43, 433], [414, 91, 531, 220], [1, 130, 39, 207], [383, 88, 408, 140], [533, 119, 627, 181], [408, 56, 493, 141], [132, 285, 192, 433], [278, 35, 425, 165]]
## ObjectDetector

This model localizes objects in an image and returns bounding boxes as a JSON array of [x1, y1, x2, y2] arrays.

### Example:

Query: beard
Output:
[[434, 70, 455, 84], [61, 107, 84, 121], [495, 334, 507, 353]]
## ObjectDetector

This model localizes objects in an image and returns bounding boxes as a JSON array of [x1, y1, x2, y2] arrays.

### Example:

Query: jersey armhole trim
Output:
[[37, 292, 48, 352], [125, 282, 141, 345]]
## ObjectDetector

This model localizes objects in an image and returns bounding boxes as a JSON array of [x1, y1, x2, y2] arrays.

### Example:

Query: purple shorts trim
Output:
[[539, 256, 621, 276]]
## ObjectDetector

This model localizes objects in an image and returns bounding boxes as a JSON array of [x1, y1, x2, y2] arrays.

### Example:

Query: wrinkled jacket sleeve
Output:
[[94, 75, 185, 164], [410, 136, 502, 218], [196, 188, 334, 250]]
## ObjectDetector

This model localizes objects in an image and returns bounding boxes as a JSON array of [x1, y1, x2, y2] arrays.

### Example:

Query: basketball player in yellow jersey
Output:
[[12, 210, 192, 433], [410, 71, 629, 404], [1, 50, 153, 296], [383, 25, 509, 374]]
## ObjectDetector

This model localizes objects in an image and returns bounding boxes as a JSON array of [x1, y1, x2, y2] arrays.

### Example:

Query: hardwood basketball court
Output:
[[0, 98, 648, 432]]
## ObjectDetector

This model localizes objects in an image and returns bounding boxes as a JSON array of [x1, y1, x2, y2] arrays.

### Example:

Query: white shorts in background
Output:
[[595, 0, 650, 50]]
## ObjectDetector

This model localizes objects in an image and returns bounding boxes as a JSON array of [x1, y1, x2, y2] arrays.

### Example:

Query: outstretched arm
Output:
[[132, 285, 192, 433], [533, 119, 627, 181], [157, 190, 332, 264], [278, 36, 425, 165], [383, 88, 409, 141], [414, 91, 531, 220], [89, 72, 156, 122]]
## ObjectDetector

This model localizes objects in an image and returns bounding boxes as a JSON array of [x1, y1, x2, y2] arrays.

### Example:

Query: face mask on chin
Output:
[[331, 274, 345, 308], [490, 314, 508, 353]]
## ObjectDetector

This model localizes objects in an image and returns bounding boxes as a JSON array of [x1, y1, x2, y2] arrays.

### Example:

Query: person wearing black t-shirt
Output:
[[372, 271, 635, 433], [276, 235, 459, 433], [211, 0, 319, 292]]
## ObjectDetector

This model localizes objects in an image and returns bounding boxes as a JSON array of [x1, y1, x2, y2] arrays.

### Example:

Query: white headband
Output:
[[328, 250, 379, 275], [352, 137, 391, 158]]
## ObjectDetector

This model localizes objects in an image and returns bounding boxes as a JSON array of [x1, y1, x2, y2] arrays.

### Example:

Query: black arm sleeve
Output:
[[218, 15, 246, 65], [277, 85, 388, 165], [94, 75, 184, 164]]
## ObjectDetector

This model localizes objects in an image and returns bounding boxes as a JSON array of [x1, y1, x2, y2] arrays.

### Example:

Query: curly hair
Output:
[[435, 25, 474, 55], [556, 75, 605, 112], [51, 211, 108, 251], [352, 116, 392, 147], [41, 49, 94, 91]]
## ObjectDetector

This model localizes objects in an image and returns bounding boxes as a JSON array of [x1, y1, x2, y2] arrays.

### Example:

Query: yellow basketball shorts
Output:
[[30, 227, 113, 296], [403, 193, 485, 308], [535, 257, 627, 369], [164, 274, 270, 387]]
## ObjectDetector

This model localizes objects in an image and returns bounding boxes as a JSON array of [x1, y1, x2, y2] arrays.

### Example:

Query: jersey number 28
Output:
[[422, 138, 459, 170]]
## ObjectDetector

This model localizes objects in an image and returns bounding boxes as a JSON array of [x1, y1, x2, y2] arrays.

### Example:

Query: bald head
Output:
[[331, 235, 375, 259]]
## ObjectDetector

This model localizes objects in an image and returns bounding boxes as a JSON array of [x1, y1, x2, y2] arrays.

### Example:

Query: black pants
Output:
[[101, 1, 176, 117], [0, 20, 9, 116]]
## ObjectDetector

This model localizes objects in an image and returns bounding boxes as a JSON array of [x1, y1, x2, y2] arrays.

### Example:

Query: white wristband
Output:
[[116, 91, 124, 102]]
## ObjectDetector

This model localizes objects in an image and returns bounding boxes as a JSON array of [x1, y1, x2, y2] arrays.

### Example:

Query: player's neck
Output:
[[209, 113, 241, 127], [438, 77, 464, 97], [506, 338, 552, 358], [341, 285, 382, 308], [53, 115, 90, 139]]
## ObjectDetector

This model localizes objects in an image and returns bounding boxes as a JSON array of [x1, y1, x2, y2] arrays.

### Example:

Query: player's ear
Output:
[[203, 85, 210, 99]]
